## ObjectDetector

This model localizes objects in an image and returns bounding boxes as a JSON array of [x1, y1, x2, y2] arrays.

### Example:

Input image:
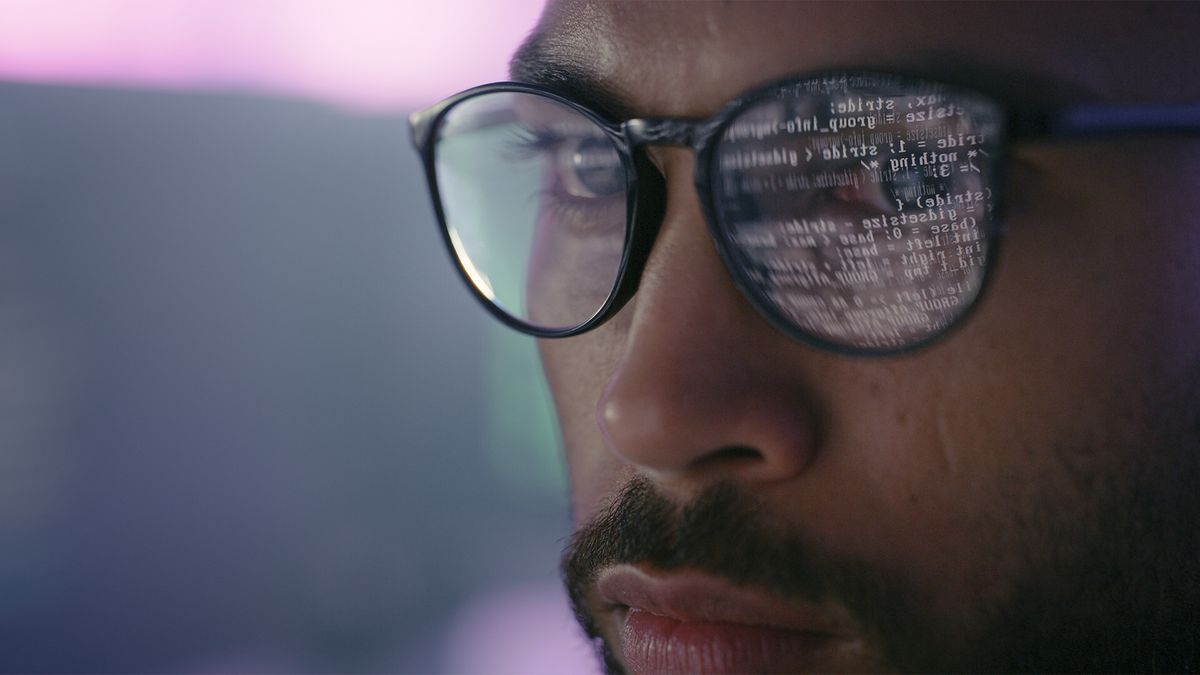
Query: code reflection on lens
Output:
[[712, 74, 1004, 351]]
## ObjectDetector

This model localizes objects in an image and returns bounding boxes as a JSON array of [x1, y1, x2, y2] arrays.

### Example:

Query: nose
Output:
[[597, 149, 822, 488]]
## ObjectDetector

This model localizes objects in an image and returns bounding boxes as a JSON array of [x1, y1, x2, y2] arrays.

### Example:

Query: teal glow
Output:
[[484, 324, 566, 499]]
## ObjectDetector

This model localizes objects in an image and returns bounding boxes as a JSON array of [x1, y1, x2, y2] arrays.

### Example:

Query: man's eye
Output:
[[554, 136, 624, 199], [887, 167, 944, 211], [505, 128, 625, 203]]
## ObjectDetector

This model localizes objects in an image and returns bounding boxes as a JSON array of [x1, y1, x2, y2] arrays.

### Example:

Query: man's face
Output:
[[513, 2, 1200, 672]]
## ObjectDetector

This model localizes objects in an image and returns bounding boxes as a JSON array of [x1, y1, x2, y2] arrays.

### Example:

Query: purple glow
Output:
[[0, 0, 545, 110], [441, 582, 601, 674]]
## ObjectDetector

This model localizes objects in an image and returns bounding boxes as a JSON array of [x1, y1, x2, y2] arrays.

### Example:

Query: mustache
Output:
[[560, 477, 912, 651]]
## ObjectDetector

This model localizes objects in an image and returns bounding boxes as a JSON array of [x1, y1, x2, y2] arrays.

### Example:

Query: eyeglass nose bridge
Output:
[[624, 117, 722, 150], [604, 116, 729, 332]]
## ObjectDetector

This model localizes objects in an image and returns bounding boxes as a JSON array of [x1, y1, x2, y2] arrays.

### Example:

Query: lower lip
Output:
[[619, 607, 838, 675]]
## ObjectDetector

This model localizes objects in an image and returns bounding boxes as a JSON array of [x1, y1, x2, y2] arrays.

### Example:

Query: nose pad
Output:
[[601, 151, 667, 319], [596, 149, 820, 489]]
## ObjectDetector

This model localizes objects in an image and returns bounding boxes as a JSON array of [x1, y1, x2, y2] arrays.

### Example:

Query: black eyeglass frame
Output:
[[410, 70, 1200, 356]]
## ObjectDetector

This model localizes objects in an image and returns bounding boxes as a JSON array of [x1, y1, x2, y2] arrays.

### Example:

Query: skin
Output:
[[509, 2, 1200, 671]]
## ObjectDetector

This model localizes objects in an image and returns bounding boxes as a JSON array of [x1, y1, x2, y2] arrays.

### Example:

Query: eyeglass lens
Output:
[[710, 76, 1004, 351], [434, 92, 629, 331], [432, 76, 1004, 351]]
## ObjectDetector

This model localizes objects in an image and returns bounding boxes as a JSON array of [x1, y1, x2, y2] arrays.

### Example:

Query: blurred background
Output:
[[0, 1, 599, 672]]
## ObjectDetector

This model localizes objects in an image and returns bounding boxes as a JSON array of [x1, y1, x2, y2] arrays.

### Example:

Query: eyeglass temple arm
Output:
[[1012, 103, 1200, 140]]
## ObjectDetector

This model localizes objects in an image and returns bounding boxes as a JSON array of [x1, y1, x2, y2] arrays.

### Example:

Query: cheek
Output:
[[845, 144, 1200, 609], [992, 143, 1200, 379], [1151, 147, 1200, 363], [810, 363, 1094, 628]]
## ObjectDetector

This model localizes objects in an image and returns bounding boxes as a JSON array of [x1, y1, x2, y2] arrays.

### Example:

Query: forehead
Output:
[[514, 1, 1200, 119]]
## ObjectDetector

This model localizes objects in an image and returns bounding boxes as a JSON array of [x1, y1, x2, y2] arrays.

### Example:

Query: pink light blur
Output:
[[440, 582, 601, 675], [0, 0, 545, 111]]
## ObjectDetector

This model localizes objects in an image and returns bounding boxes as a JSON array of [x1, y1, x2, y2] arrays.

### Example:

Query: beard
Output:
[[560, 375, 1200, 673]]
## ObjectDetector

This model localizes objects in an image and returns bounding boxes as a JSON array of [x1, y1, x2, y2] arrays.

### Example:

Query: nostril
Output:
[[717, 446, 762, 460], [688, 445, 764, 472]]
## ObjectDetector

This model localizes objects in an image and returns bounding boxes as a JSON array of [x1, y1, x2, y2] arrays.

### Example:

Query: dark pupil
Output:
[[569, 137, 623, 196], [889, 167, 944, 210]]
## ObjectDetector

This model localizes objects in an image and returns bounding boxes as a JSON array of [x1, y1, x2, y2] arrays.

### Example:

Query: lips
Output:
[[597, 566, 878, 674]]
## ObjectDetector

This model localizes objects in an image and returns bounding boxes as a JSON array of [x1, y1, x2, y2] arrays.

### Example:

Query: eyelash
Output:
[[505, 127, 626, 231], [503, 126, 562, 161]]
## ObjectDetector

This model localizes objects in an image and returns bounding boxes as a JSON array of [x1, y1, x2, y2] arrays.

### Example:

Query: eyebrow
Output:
[[509, 29, 640, 122], [509, 31, 1099, 124]]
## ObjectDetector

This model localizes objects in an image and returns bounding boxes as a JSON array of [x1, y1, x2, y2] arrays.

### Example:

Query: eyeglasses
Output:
[[409, 71, 1200, 355]]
